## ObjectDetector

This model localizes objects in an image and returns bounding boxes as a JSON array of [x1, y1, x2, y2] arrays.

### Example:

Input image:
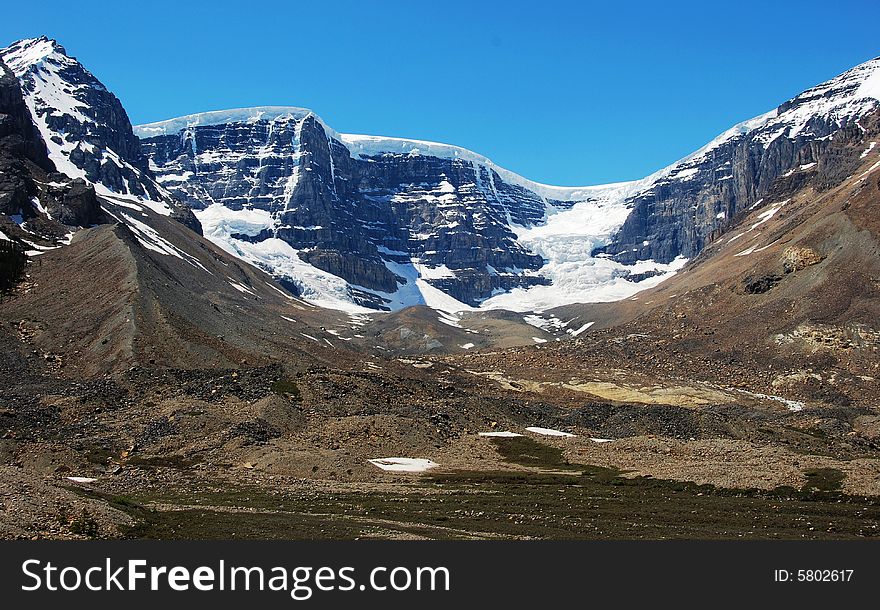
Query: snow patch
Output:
[[116, 211, 199, 267], [197, 203, 274, 237], [568, 321, 595, 337], [229, 280, 257, 296], [732, 388, 805, 412], [525, 427, 575, 437], [367, 457, 438, 472]]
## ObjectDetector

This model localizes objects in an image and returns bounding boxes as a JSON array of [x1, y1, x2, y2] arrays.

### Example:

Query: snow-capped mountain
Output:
[[0, 37, 200, 233], [1, 37, 369, 369], [135, 109, 680, 312], [4, 34, 879, 316], [1, 46, 104, 251], [598, 56, 880, 266], [136, 55, 880, 313]]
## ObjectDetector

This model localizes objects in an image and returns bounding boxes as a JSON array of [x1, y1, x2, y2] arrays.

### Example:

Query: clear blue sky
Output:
[[3, 0, 878, 185]]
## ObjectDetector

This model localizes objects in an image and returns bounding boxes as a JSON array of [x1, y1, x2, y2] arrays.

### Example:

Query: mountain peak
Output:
[[0, 36, 182, 215], [779, 54, 880, 114], [1, 36, 70, 75]]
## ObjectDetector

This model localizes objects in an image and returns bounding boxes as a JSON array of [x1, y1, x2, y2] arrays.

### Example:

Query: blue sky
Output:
[[2, 0, 878, 185]]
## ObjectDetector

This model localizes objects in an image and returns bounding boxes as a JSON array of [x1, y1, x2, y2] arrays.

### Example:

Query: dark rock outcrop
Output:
[[0, 57, 102, 231], [0, 60, 51, 170], [0, 58, 51, 217], [743, 274, 782, 294], [0, 239, 27, 289], [44, 178, 102, 227]]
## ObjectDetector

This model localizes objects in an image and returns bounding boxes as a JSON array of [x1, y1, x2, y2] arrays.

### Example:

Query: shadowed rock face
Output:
[[0, 59, 50, 218], [0, 60, 51, 170], [140, 114, 558, 304], [0, 58, 101, 229]]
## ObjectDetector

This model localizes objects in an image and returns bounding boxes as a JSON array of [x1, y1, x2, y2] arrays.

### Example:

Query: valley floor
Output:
[[2, 314, 879, 540]]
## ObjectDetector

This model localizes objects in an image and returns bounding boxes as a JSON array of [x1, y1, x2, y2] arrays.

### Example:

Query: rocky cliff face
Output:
[[0, 37, 201, 235], [9, 34, 877, 315], [137, 109, 572, 307], [0, 60, 52, 170], [596, 57, 880, 264]]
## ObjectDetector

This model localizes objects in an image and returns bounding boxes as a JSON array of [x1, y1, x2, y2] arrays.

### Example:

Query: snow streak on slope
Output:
[[196, 203, 373, 313], [365, 260, 474, 314]]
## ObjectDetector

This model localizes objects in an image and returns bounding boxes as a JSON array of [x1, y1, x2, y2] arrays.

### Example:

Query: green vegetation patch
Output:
[[271, 377, 301, 400], [490, 436, 581, 471], [802, 468, 846, 493]]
